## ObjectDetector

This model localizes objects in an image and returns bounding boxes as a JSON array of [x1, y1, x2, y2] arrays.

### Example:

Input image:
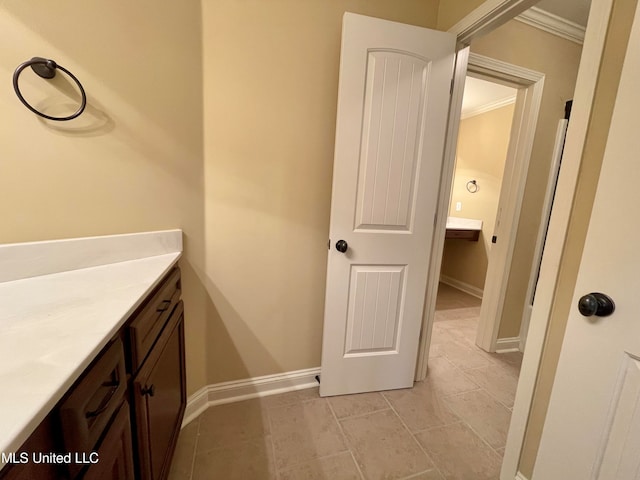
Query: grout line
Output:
[[411, 419, 465, 435], [269, 398, 353, 475], [380, 391, 445, 479], [348, 450, 367, 480], [453, 417, 506, 462], [326, 399, 366, 480], [426, 314, 515, 467], [262, 391, 322, 412], [266, 431, 278, 480], [399, 469, 443, 480], [277, 451, 361, 478], [265, 395, 280, 479], [330, 404, 392, 422], [186, 416, 201, 480], [439, 387, 484, 400]]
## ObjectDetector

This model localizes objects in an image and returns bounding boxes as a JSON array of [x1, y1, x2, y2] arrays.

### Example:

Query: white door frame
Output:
[[502, 0, 615, 477], [417, 52, 544, 368], [518, 118, 569, 352], [413, 0, 616, 478], [472, 56, 544, 354]]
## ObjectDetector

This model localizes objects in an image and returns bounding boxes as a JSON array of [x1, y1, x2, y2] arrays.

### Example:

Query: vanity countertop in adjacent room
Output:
[[0, 230, 182, 466], [445, 216, 483, 241]]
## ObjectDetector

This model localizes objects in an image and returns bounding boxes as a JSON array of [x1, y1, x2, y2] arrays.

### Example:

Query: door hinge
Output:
[[327, 239, 330, 250], [492, 235, 497, 244], [450, 78, 454, 95]]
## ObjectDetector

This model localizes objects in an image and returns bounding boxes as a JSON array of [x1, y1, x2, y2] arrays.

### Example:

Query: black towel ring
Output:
[[13, 57, 87, 121], [466, 179, 479, 193]]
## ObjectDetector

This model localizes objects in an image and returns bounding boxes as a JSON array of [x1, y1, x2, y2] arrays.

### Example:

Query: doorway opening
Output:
[[438, 73, 518, 350], [429, 73, 524, 439]]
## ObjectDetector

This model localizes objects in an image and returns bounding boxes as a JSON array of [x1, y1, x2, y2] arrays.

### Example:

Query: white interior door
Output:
[[320, 13, 455, 396], [534, 6, 640, 478]]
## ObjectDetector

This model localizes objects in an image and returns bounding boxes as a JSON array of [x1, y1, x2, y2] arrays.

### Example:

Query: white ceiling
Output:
[[461, 76, 517, 118], [535, 0, 591, 27]]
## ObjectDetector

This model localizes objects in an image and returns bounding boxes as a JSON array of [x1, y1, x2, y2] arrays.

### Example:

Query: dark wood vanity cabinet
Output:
[[132, 302, 185, 480], [0, 267, 186, 480], [82, 401, 135, 480]]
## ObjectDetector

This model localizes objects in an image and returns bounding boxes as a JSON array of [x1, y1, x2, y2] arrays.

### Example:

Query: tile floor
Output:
[[168, 284, 523, 480]]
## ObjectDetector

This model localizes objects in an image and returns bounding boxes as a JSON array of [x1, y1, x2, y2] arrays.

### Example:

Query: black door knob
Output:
[[578, 293, 615, 317], [335, 240, 348, 253]]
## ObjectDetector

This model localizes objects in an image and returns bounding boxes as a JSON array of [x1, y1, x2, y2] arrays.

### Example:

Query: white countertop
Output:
[[0, 230, 182, 465], [446, 216, 483, 231]]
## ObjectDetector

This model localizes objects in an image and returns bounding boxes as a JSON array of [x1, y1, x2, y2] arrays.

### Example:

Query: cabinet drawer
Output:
[[58, 338, 127, 460], [128, 268, 181, 372]]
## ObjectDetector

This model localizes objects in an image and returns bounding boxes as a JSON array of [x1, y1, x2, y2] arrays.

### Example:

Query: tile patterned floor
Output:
[[168, 284, 522, 480]]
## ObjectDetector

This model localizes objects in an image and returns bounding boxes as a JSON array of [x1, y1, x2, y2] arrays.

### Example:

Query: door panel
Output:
[[534, 4, 640, 477], [344, 265, 404, 354], [320, 13, 455, 396], [355, 50, 428, 232], [596, 354, 640, 479]]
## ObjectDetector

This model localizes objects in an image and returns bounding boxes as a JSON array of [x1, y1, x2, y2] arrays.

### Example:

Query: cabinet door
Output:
[[133, 301, 186, 480], [83, 401, 135, 480]]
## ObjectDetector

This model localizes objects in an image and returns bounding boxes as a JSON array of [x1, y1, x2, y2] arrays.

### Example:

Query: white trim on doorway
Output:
[[416, 46, 470, 381], [496, 337, 521, 353], [519, 119, 569, 352], [417, 51, 542, 372], [449, 0, 539, 45], [472, 55, 544, 354]]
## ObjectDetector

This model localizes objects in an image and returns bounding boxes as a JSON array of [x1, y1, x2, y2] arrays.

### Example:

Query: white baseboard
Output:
[[516, 472, 530, 480], [496, 336, 522, 353], [182, 367, 321, 427], [439, 274, 484, 299]]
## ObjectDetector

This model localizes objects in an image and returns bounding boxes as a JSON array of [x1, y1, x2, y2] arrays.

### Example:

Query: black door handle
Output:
[[578, 293, 615, 317], [335, 240, 348, 253]]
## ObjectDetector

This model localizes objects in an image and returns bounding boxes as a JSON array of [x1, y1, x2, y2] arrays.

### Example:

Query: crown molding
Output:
[[515, 7, 586, 44], [462, 94, 517, 120]]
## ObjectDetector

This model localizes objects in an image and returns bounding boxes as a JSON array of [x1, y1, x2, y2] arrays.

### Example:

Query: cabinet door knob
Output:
[[578, 292, 615, 317], [141, 384, 155, 397]]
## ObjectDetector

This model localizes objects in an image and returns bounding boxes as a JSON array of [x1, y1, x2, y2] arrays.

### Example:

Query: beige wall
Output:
[[0, 0, 208, 395], [437, 0, 486, 30], [441, 104, 514, 291], [469, 21, 583, 339], [201, 0, 440, 384], [0, 0, 441, 394]]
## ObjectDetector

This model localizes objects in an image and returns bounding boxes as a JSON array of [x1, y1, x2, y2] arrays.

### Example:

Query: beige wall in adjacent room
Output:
[[201, 0, 440, 384], [441, 103, 515, 291], [469, 20, 583, 339], [0, 0, 207, 395]]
